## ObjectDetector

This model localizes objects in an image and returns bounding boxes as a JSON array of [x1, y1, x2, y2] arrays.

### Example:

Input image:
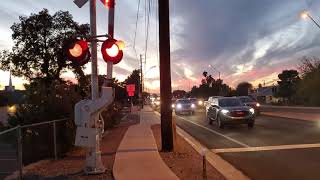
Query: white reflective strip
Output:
[[213, 143, 320, 153]]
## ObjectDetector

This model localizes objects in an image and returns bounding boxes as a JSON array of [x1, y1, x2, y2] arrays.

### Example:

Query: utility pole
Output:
[[158, 0, 175, 151], [140, 54, 144, 108]]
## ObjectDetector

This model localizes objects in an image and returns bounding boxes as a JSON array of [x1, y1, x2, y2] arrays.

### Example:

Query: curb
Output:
[[154, 111, 250, 180]]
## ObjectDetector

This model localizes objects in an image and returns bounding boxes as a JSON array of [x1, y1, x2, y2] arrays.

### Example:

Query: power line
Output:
[[133, 0, 141, 56], [145, 0, 151, 64]]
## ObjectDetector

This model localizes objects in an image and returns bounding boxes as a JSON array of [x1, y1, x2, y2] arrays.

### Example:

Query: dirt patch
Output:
[[151, 124, 225, 180], [21, 114, 139, 180]]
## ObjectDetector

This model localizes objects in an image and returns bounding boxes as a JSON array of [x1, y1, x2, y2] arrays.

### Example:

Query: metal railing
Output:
[[0, 118, 68, 180]]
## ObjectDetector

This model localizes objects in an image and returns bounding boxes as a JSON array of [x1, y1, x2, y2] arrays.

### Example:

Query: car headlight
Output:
[[198, 100, 203, 105], [249, 108, 255, 114], [177, 104, 182, 109], [256, 103, 260, 107], [191, 104, 196, 108], [156, 101, 160, 105], [171, 104, 175, 108], [221, 109, 229, 114]]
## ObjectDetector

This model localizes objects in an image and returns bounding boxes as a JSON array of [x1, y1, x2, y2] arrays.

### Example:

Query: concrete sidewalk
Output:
[[113, 107, 178, 180]]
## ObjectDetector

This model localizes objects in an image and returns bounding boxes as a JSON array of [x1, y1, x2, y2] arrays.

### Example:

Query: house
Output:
[[250, 85, 280, 104]]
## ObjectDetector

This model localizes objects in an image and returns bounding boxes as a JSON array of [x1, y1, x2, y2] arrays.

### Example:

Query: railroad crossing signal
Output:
[[64, 39, 90, 66], [101, 38, 124, 64]]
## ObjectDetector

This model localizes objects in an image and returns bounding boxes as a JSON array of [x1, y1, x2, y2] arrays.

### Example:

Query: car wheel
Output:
[[217, 115, 224, 129], [248, 121, 254, 128]]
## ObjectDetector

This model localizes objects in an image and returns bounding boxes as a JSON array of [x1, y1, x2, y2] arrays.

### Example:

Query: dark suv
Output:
[[206, 97, 255, 128], [238, 96, 260, 115]]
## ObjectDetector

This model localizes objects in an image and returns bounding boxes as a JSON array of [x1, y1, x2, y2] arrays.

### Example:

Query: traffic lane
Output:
[[261, 106, 320, 114], [175, 111, 320, 148], [220, 148, 320, 180], [175, 116, 245, 149]]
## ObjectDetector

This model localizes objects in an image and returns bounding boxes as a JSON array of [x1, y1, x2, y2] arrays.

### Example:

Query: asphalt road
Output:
[[174, 109, 320, 180]]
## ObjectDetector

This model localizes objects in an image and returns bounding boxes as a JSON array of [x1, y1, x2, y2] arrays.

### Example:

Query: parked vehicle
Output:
[[238, 96, 260, 115], [173, 99, 196, 115], [205, 97, 255, 128]]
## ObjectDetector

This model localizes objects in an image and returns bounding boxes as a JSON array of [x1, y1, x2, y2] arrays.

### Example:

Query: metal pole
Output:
[[140, 54, 144, 108], [307, 14, 320, 29], [53, 122, 57, 160], [90, 0, 99, 100], [87, 0, 105, 174], [17, 126, 22, 180], [158, 0, 174, 151], [107, 0, 115, 83]]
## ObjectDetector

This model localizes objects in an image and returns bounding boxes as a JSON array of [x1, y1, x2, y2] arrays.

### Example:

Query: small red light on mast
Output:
[[100, 0, 111, 8]]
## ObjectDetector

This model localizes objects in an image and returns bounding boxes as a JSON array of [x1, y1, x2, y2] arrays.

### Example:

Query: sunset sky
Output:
[[0, 0, 320, 92]]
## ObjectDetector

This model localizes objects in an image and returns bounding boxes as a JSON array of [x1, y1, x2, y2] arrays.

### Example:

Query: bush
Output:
[[6, 79, 82, 164]]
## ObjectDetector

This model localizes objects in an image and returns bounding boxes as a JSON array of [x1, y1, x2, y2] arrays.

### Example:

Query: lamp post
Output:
[[301, 10, 320, 29], [208, 64, 222, 95], [144, 65, 157, 93], [208, 64, 221, 80]]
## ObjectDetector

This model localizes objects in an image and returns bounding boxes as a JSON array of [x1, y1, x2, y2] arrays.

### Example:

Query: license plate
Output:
[[236, 112, 245, 115]]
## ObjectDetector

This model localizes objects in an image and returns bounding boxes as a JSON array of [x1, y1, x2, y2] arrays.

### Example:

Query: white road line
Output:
[[177, 116, 250, 148], [154, 111, 250, 148], [213, 143, 320, 153]]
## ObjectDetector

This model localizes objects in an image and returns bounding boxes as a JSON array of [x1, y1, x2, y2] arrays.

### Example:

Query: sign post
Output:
[[126, 84, 135, 112]]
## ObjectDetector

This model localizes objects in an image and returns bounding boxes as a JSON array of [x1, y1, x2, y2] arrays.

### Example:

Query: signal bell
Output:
[[101, 38, 124, 65], [64, 39, 90, 66]]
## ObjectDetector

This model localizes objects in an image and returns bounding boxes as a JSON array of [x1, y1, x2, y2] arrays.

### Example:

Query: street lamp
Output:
[[300, 10, 320, 29], [144, 65, 157, 93], [208, 64, 222, 95], [208, 64, 221, 80]]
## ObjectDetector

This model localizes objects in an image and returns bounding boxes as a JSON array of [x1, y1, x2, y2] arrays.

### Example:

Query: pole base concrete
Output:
[[85, 150, 105, 175]]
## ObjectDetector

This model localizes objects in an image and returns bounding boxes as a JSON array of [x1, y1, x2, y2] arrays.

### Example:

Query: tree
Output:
[[0, 9, 90, 85], [296, 57, 320, 106], [236, 82, 253, 96], [276, 70, 300, 103], [172, 90, 187, 99]]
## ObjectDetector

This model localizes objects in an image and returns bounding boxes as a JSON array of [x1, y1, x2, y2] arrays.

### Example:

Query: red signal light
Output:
[[101, 38, 123, 64], [64, 39, 90, 66], [100, 0, 113, 8]]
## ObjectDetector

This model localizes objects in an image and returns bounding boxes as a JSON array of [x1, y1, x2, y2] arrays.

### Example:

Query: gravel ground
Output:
[[151, 124, 225, 180], [19, 114, 140, 180]]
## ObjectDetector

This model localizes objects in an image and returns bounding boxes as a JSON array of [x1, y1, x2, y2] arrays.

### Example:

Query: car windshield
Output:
[[219, 98, 242, 107], [177, 99, 191, 104], [189, 98, 197, 103], [239, 97, 255, 103]]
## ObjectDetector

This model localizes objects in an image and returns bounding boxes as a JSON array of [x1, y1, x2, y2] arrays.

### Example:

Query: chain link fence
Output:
[[0, 118, 70, 180]]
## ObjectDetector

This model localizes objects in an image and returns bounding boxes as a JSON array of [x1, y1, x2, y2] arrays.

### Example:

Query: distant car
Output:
[[205, 97, 255, 128], [174, 99, 196, 115], [238, 96, 260, 115], [189, 98, 205, 108]]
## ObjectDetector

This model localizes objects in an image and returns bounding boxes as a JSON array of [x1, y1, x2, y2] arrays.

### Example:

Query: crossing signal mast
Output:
[[70, 0, 124, 175]]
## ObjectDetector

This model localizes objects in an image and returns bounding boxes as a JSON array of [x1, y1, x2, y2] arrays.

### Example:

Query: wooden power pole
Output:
[[158, 0, 175, 151]]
